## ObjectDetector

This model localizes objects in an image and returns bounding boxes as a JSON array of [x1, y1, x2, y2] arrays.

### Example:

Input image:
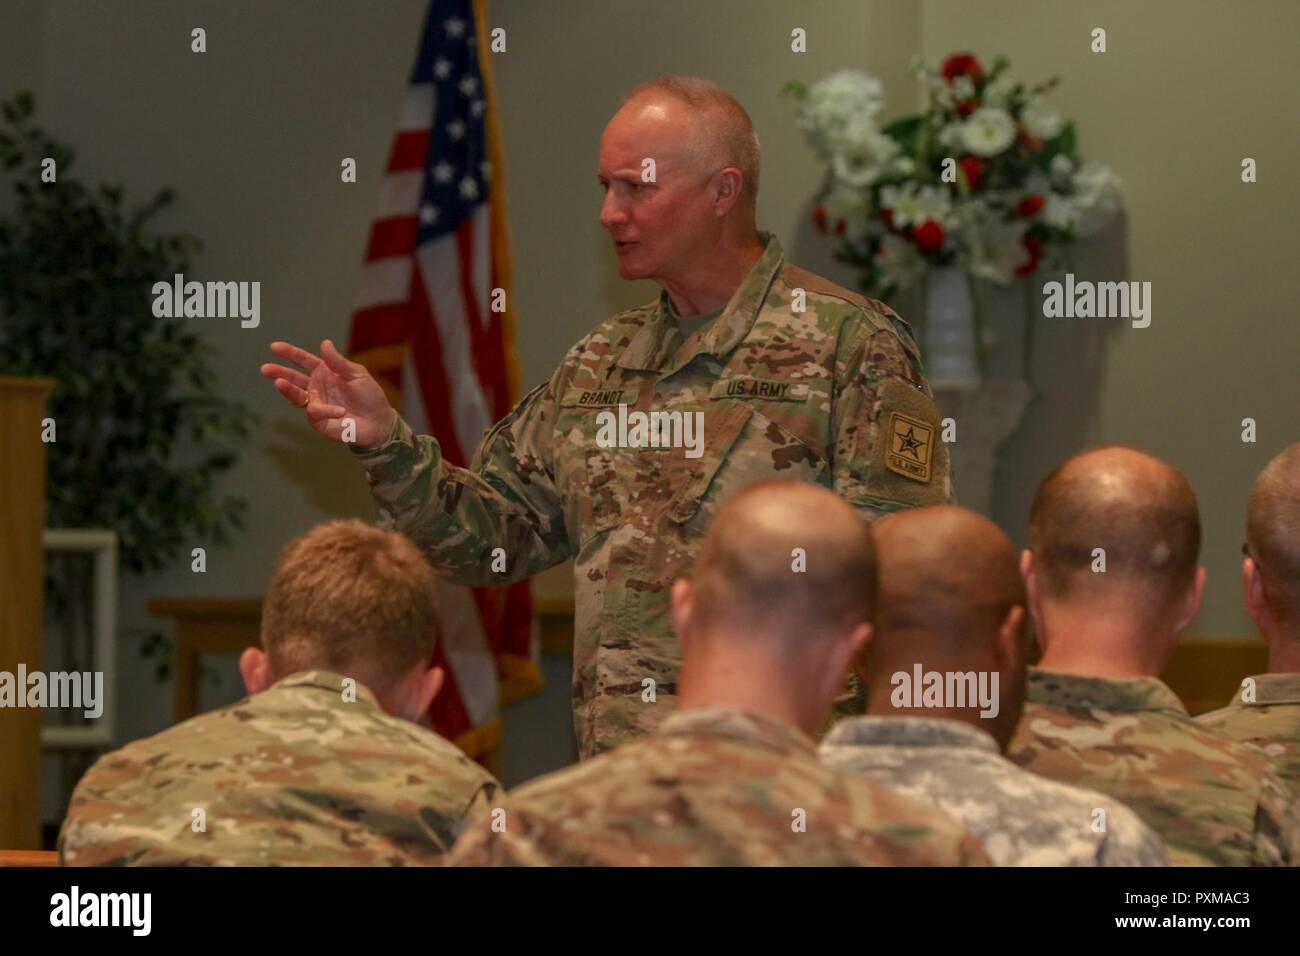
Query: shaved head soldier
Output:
[[1008, 446, 1300, 866], [262, 75, 950, 759], [1200, 443, 1300, 786], [448, 482, 988, 866], [820, 505, 1167, 865]]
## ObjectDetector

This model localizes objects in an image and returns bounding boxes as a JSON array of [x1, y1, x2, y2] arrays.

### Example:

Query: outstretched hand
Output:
[[260, 339, 397, 448]]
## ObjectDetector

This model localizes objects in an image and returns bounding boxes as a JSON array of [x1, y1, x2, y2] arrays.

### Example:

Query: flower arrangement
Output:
[[786, 53, 1122, 332]]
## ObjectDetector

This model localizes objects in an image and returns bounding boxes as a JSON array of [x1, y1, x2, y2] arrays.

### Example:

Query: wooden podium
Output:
[[0, 377, 55, 850]]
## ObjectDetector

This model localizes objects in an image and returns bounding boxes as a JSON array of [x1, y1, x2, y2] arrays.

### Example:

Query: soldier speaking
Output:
[[261, 75, 952, 758]]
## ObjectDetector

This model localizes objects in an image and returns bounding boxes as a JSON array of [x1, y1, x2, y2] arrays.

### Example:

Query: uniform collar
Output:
[[822, 715, 1000, 755], [1225, 673, 1300, 708], [657, 704, 817, 756], [1025, 666, 1188, 717], [615, 231, 786, 375], [268, 669, 381, 707]]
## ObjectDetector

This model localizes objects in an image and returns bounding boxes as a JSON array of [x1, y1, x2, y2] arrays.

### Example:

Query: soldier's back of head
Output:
[[59, 520, 499, 866], [448, 482, 989, 866], [1200, 443, 1300, 788], [820, 505, 1167, 866], [1012, 449, 1300, 865]]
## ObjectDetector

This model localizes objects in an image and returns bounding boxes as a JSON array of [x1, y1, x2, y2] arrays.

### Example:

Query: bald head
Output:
[[620, 76, 761, 214], [1248, 443, 1300, 623], [1028, 446, 1200, 608], [688, 480, 875, 640], [872, 506, 1024, 655]]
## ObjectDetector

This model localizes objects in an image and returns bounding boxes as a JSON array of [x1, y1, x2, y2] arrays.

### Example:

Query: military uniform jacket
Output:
[[1008, 667, 1300, 867], [59, 671, 500, 866], [446, 705, 990, 867], [820, 715, 1169, 866], [1198, 673, 1300, 788], [352, 232, 951, 757]]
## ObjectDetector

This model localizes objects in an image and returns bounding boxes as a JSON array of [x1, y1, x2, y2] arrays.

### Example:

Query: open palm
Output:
[[260, 339, 396, 448]]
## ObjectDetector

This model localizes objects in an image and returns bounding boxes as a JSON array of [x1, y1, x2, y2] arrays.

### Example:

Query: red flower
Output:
[[813, 204, 828, 234], [1017, 194, 1045, 218], [958, 156, 984, 190], [1018, 130, 1043, 153], [912, 220, 946, 252], [956, 99, 978, 119], [1015, 235, 1043, 276], [942, 53, 984, 82], [879, 208, 895, 229]]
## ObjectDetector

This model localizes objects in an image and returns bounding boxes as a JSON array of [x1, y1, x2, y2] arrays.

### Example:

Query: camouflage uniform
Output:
[[59, 671, 499, 866], [820, 715, 1169, 866], [1008, 667, 1300, 866], [1198, 673, 1300, 788], [351, 232, 950, 757], [446, 706, 990, 866]]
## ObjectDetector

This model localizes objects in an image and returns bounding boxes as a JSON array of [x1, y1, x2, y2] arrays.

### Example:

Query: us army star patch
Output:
[[886, 412, 933, 483]]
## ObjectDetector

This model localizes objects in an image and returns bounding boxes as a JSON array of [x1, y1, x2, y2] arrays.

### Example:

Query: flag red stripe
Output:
[[387, 130, 432, 172], [408, 263, 469, 466], [365, 216, 419, 261]]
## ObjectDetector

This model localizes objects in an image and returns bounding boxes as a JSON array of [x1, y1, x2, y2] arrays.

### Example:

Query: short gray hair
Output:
[[623, 75, 761, 213]]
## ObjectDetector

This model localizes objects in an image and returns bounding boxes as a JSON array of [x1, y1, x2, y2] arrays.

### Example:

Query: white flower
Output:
[[982, 74, 1015, 107], [880, 183, 955, 231], [891, 155, 917, 176], [1020, 97, 1064, 140], [966, 218, 1029, 285], [960, 107, 1017, 157], [875, 233, 926, 290], [951, 75, 976, 102], [937, 122, 965, 152], [1050, 154, 1074, 185], [1042, 194, 1079, 230], [828, 117, 899, 188], [798, 70, 886, 143], [1072, 162, 1123, 237]]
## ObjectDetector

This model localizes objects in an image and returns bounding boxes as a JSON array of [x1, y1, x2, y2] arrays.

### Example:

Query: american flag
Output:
[[348, 0, 538, 762]]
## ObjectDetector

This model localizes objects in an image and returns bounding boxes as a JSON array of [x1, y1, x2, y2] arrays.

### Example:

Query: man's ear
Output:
[[400, 666, 445, 724], [1243, 556, 1267, 626], [239, 647, 272, 695], [996, 605, 1027, 670], [1174, 566, 1207, 634], [824, 622, 872, 703], [670, 578, 694, 647], [1019, 550, 1044, 639]]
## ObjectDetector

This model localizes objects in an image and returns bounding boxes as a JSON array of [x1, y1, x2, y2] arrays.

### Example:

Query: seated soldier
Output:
[[1199, 443, 1300, 787], [820, 504, 1168, 866], [60, 519, 499, 866], [447, 481, 991, 867], [1008, 446, 1300, 866]]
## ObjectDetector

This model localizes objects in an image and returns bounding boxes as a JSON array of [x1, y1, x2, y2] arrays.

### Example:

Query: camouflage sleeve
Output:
[[1098, 815, 1171, 867], [831, 308, 953, 517], [1251, 770, 1300, 866], [350, 380, 571, 586]]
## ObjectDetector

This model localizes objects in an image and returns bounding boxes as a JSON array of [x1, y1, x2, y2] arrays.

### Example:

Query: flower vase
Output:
[[922, 266, 981, 391]]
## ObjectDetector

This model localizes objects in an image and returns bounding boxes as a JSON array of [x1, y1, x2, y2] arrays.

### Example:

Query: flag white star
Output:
[[470, 99, 485, 118], [447, 119, 466, 141], [419, 204, 439, 225], [459, 76, 479, 97], [458, 176, 479, 200], [479, 160, 491, 182], [433, 57, 452, 80], [444, 18, 466, 38], [433, 161, 455, 184]]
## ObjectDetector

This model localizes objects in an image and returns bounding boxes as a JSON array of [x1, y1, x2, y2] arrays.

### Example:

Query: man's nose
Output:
[[599, 191, 626, 229]]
